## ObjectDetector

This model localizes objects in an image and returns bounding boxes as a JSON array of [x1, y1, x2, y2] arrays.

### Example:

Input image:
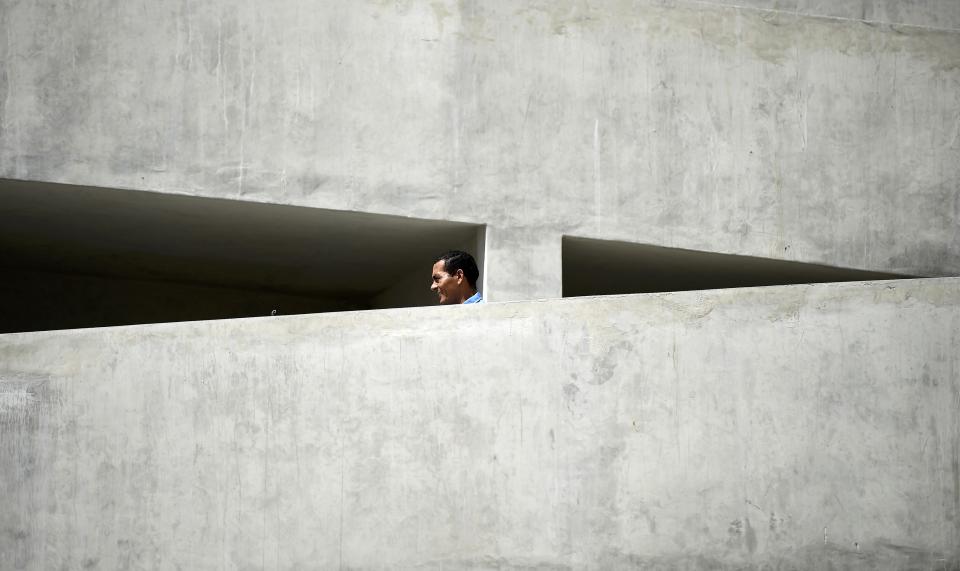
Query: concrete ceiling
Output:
[[0, 178, 481, 299]]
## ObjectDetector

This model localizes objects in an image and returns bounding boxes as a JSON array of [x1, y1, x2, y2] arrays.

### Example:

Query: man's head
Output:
[[431, 250, 479, 305]]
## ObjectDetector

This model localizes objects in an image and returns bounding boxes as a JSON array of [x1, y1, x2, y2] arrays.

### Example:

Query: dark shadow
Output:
[[562, 236, 912, 297], [0, 179, 484, 333]]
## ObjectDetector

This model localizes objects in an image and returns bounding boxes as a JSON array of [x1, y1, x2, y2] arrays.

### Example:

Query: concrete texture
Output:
[[1, 0, 958, 300], [692, 0, 960, 30], [2, 277, 959, 569]]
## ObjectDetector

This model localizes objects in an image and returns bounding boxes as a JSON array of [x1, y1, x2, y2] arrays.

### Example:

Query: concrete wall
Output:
[[2, 277, 958, 569], [2, 0, 958, 300], [695, 0, 960, 29]]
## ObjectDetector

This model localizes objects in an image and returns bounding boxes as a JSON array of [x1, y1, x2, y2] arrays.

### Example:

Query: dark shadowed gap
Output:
[[0, 179, 485, 333], [562, 236, 913, 297]]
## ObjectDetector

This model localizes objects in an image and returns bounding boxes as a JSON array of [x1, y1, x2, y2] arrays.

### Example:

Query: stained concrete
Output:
[[1, 277, 958, 569], [693, 0, 960, 30], [1, 0, 958, 300]]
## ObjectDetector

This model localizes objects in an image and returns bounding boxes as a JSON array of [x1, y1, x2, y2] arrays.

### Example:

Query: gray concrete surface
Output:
[[2, 277, 958, 569], [2, 0, 958, 301], [692, 0, 960, 29]]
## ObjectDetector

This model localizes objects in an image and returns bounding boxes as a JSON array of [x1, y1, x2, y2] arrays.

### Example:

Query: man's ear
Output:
[[455, 269, 465, 283]]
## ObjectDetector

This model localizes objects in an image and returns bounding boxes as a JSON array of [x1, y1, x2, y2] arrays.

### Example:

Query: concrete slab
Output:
[[2, 277, 958, 568]]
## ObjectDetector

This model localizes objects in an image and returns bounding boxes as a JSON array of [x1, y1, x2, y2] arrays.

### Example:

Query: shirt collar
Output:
[[463, 292, 483, 304]]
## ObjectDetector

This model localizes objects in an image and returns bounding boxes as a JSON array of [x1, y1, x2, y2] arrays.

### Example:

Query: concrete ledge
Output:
[[2, 278, 959, 568]]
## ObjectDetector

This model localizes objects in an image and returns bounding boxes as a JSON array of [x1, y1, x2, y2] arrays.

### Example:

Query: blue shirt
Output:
[[463, 292, 483, 304]]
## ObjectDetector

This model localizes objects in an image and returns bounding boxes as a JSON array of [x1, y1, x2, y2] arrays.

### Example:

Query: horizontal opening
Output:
[[562, 236, 913, 297], [0, 179, 484, 333]]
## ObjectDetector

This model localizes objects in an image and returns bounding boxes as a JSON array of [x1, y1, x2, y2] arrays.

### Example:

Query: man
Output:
[[431, 250, 483, 304]]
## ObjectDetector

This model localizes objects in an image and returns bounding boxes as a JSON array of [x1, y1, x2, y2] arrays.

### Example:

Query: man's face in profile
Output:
[[431, 260, 462, 305]]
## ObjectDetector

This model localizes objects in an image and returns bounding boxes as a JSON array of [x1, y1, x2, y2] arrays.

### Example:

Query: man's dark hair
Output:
[[436, 250, 479, 289]]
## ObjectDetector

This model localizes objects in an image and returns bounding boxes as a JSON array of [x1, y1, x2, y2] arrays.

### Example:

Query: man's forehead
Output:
[[432, 260, 448, 274]]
